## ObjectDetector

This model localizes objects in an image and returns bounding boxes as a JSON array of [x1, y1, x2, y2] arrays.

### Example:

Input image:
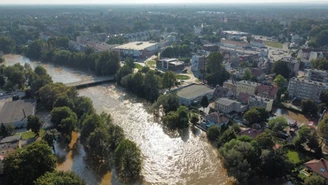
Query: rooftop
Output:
[[0, 100, 36, 124], [177, 84, 214, 100], [222, 30, 248, 35], [256, 84, 278, 98], [114, 41, 158, 51], [290, 77, 327, 86], [221, 39, 249, 47], [237, 80, 259, 87], [216, 98, 238, 106], [305, 158, 328, 179]]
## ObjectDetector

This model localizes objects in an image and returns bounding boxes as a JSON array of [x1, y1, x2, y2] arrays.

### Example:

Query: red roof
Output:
[[238, 92, 250, 103], [256, 84, 278, 99], [205, 112, 229, 125], [251, 68, 262, 77], [305, 158, 328, 179]]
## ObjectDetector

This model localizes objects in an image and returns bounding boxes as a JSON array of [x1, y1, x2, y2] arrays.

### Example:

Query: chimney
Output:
[[22, 109, 26, 118]]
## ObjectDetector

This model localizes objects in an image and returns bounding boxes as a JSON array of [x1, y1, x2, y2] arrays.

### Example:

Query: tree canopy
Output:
[[34, 171, 85, 185], [243, 107, 269, 124], [273, 74, 287, 88], [27, 115, 42, 136], [205, 52, 230, 86], [301, 98, 318, 115], [272, 60, 290, 78]]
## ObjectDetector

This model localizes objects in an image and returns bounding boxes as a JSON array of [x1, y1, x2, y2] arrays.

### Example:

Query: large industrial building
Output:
[[113, 41, 159, 58], [173, 84, 214, 106]]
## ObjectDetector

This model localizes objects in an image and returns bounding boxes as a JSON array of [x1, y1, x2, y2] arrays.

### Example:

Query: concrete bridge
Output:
[[65, 76, 115, 89]]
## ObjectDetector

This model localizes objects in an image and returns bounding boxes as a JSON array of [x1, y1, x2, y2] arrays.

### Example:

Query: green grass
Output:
[[146, 60, 156, 68], [265, 41, 283, 48], [18, 129, 45, 140], [135, 63, 143, 70], [287, 150, 301, 164], [176, 74, 191, 80]]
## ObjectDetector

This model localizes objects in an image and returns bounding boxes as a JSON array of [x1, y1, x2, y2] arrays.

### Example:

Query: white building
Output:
[[250, 39, 265, 48], [215, 98, 247, 113], [248, 95, 274, 112], [114, 41, 159, 58]]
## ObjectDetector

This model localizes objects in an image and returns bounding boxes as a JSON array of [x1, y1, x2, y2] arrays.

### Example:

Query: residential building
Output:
[[238, 92, 250, 104], [204, 112, 229, 128], [307, 69, 328, 83], [256, 84, 278, 99], [281, 57, 300, 77], [220, 39, 249, 49], [248, 95, 274, 112], [114, 41, 159, 58], [305, 158, 328, 180], [287, 77, 327, 103], [290, 34, 302, 44], [191, 55, 207, 72], [156, 58, 185, 72], [223, 80, 237, 95], [124, 31, 150, 42], [215, 98, 247, 113], [203, 44, 219, 52], [0, 100, 36, 128], [194, 24, 203, 35], [251, 68, 265, 81], [236, 80, 259, 96], [0, 135, 21, 174], [174, 84, 214, 106]]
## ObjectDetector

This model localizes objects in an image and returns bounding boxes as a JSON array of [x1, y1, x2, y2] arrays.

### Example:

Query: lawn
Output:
[[146, 60, 156, 68], [18, 129, 45, 140], [176, 74, 191, 80], [265, 41, 283, 48], [135, 63, 143, 71], [287, 150, 301, 164]]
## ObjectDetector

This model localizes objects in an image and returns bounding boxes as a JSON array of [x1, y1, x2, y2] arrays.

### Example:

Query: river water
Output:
[[4, 55, 233, 185]]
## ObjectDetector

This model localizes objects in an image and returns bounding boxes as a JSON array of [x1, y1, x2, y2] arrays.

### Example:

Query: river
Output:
[[4, 54, 233, 185]]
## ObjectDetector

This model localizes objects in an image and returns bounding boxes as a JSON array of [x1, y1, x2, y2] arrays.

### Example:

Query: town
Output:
[[0, 3, 328, 185]]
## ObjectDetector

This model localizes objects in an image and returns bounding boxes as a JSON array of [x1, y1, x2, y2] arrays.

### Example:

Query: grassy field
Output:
[[176, 74, 191, 80], [146, 60, 156, 68], [18, 129, 45, 140], [287, 150, 301, 164], [265, 41, 283, 48]]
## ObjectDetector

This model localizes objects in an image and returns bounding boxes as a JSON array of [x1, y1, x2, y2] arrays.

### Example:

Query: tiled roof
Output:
[[305, 158, 328, 179], [238, 92, 250, 103], [256, 84, 278, 98]]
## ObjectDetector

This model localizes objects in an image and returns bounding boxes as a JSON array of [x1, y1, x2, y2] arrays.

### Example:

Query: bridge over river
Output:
[[65, 76, 115, 88]]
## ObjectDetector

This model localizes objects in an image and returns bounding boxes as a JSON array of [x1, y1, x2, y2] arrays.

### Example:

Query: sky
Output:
[[0, 0, 327, 4]]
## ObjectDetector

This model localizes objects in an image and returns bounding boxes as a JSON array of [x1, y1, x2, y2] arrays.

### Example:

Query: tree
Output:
[[143, 71, 161, 102], [80, 113, 104, 144], [301, 98, 318, 115], [255, 131, 275, 149], [114, 139, 142, 183], [205, 52, 230, 86], [190, 114, 199, 125], [26, 115, 42, 137], [320, 90, 328, 105], [243, 107, 269, 124], [0, 36, 15, 54], [207, 125, 221, 142], [39, 83, 76, 109], [0, 123, 15, 137], [304, 175, 326, 185], [74, 96, 95, 118], [259, 149, 291, 178], [152, 93, 180, 114], [267, 117, 288, 132], [297, 126, 320, 152], [272, 60, 290, 78], [53, 95, 75, 109], [0, 56, 4, 63], [273, 74, 287, 88], [200, 95, 209, 109], [162, 71, 177, 90], [163, 106, 189, 130], [96, 51, 120, 76], [50, 106, 77, 136], [35, 171, 85, 185], [318, 117, 328, 141], [242, 68, 253, 80], [43, 129, 59, 152], [311, 58, 328, 70], [26, 39, 44, 60], [3, 141, 56, 185], [115, 65, 133, 85]]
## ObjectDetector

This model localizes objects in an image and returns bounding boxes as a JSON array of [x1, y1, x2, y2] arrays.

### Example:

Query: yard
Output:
[[17, 129, 45, 140], [287, 150, 301, 164], [135, 63, 143, 71], [265, 41, 283, 49], [145, 60, 156, 68]]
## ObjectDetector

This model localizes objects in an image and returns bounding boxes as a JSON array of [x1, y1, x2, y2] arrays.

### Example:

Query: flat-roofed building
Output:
[[156, 58, 185, 72], [174, 84, 214, 106], [223, 80, 237, 95], [307, 69, 328, 83], [215, 98, 247, 113], [114, 41, 159, 58], [288, 77, 327, 103], [248, 95, 274, 112]]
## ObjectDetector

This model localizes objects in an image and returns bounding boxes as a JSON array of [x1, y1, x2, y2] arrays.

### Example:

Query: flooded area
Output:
[[4, 54, 233, 185]]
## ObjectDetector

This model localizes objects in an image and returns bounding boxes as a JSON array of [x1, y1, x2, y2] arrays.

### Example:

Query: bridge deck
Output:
[[65, 76, 115, 87]]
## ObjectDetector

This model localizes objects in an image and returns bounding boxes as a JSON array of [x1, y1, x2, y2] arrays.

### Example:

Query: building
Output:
[[124, 31, 150, 42], [213, 85, 234, 100], [175, 84, 214, 106], [215, 98, 247, 113], [287, 77, 327, 103], [194, 24, 203, 35], [236, 80, 259, 96], [191, 55, 207, 72], [256, 84, 278, 100], [250, 39, 265, 48], [221, 30, 248, 40], [220, 39, 249, 49], [223, 80, 237, 95], [307, 69, 328, 83], [203, 44, 219, 52], [0, 135, 21, 174], [305, 158, 328, 180], [248, 95, 274, 112], [281, 57, 300, 77], [156, 58, 185, 72], [204, 112, 229, 128], [290, 34, 303, 44], [114, 41, 159, 58], [0, 100, 36, 128]]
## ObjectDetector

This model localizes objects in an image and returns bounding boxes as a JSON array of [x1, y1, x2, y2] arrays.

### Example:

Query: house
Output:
[[236, 80, 259, 96], [288, 77, 327, 103], [239, 128, 264, 138], [215, 98, 247, 113], [174, 84, 214, 106], [213, 85, 234, 100], [191, 55, 207, 72], [203, 44, 219, 52], [223, 80, 237, 95], [256, 84, 278, 100], [204, 112, 229, 128], [238, 92, 250, 104], [307, 69, 328, 83], [113, 41, 159, 58], [248, 95, 274, 112], [305, 158, 328, 180], [0, 135, 21, 174], [251, 68, 265, 81], [0, 100, 36, 128], [281, 57, 300, 77], [156, 58, 185, 72]]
